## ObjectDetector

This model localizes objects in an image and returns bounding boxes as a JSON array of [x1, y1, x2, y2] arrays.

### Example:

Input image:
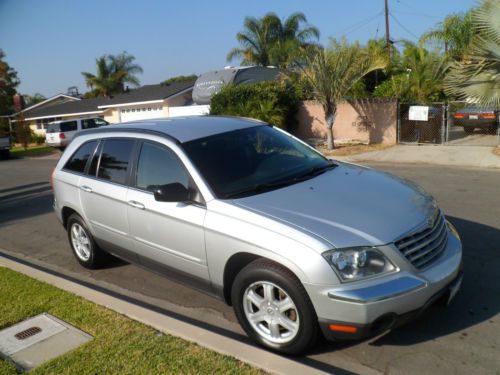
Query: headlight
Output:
[[323, 247, 397, 282], [446, 220, 460, 240]]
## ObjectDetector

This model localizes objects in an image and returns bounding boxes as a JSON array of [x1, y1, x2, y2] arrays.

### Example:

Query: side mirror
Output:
[[153, 183, 191, 202]]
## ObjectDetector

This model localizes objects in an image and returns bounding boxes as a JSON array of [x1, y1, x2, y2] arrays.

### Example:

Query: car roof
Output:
[[78, 116, 267, 143]]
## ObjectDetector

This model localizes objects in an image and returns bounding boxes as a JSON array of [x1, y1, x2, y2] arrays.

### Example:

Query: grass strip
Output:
[[0, 267, 264, 374]]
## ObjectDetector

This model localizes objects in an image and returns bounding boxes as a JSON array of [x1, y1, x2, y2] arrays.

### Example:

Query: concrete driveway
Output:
[[0, 156, 499, 374], [340, 144, 500, 169]]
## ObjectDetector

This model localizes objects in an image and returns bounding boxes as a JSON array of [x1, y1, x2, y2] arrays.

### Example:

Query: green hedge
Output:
[[209, 81, 299, 131]]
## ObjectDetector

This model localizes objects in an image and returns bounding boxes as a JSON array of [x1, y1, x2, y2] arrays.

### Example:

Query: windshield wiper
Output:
[[294, 161, 337, 180], [222, 180, 292, 199], [222, 162, 337, 199]]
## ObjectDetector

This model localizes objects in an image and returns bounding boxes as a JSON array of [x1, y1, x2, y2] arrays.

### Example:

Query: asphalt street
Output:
[[0, 154, 499, 375]]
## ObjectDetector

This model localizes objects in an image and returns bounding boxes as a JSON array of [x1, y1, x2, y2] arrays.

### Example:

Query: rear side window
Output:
[[60, 121, 77, 132], [63, 141, 97, 173], [136, 142, 189, 192], [81, 119, 97, 129], [97, 139, 134, 185]]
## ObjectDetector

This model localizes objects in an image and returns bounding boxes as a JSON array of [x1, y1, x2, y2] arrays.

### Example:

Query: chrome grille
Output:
[[395, 212, 448, 269]]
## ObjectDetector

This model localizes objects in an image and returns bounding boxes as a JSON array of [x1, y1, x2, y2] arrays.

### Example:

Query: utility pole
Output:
[[385, 0, 392, 60]]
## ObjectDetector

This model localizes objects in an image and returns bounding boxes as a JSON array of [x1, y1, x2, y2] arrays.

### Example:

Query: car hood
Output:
[[231, 163, 438, 248]]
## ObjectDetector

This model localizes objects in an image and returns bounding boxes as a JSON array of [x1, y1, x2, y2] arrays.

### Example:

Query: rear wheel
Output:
[[231, 259, 318, 355], [67, 213, 108, 269]]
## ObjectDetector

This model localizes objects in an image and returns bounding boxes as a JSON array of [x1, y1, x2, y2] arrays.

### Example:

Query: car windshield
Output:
[[182, 125, 334, 199]]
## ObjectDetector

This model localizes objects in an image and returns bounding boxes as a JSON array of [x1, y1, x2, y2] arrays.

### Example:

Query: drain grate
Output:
[[14, 327, 42, 341]]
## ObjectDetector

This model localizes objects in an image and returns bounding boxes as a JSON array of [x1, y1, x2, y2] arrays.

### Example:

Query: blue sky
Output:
[[0, 0, 475, 97]]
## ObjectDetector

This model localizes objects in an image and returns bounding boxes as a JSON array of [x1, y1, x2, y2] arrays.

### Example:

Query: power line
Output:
[[335, 10, 384, 37], [391, 10, 441, 20], [390, 12, 420, 40]]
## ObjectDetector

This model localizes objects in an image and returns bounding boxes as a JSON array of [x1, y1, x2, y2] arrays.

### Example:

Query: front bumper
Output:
[[304, 230, 462, 340]]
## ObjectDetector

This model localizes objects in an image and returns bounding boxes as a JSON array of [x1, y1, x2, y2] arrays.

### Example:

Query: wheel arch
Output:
[[222, 252, 308, 306]]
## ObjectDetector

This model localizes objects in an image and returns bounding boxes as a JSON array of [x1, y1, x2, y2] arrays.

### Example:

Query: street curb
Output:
[[0, 253, 381, 375]]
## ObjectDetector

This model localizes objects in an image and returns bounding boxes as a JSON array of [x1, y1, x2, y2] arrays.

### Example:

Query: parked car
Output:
[[52, 117, 463, 355], [453, 108, 499, 134], [0, 130, 10, 159], [45, 117, 109, 149]]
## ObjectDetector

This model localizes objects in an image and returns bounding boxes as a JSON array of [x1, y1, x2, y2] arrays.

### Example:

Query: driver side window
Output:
[[135, 142, 189, 192]]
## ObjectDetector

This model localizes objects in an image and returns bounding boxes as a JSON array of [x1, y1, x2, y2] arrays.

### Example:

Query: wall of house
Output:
[[164, 91, 193, 116], [104, 108, 120, 124], [294, 99, 397, 145]]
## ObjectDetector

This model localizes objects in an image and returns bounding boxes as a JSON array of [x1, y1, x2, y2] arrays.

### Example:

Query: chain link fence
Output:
[[398, 103, 446, 144], [398, 102, 499, 146], [446, 101, 499, 146]]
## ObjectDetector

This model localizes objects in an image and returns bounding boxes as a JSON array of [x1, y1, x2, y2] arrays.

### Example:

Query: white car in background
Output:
[[45, 117, 108, 149]]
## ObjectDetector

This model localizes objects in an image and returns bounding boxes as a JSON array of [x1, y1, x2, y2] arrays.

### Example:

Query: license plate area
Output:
[[469, 114, 478, 120]]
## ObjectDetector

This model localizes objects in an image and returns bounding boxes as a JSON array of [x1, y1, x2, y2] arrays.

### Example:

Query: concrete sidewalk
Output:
[[0, 252, 380, 375], [336, 145, 500, 169]]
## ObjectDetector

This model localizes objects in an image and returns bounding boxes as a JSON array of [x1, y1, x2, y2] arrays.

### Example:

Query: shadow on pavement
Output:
[[0, 185, 53, 227]]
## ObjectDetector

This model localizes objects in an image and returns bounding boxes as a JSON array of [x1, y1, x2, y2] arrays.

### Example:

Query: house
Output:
[[18, 80, 195, 135]]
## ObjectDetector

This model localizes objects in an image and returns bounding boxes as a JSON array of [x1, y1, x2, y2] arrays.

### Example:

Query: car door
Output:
[[126, 140, 209, 281], [79, 138, 138, 261]]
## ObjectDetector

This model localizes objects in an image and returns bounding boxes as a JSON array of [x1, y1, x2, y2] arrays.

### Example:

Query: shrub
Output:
[[31, 132, 46, 144], [210, 81, 299, 131]]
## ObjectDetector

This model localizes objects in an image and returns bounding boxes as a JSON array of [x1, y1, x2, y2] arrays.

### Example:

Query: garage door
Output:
[[120, 105, 164, 123]]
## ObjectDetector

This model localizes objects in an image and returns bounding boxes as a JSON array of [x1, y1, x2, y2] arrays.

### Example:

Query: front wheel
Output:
[[231, 259, 318, 355]]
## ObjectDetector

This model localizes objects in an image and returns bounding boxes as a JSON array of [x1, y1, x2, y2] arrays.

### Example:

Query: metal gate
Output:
[[446, 101, 499, 146], [398, 103, 446, 144], [398, 102, 499, 146]]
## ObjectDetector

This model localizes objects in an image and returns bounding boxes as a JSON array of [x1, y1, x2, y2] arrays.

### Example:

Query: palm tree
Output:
[[301, 39, 387, 149], [401, 43, 449, 103], [82, 52, 143, 97], [23, 93, 46, 107], [420, 11, 474, 60], [444, 0, 500, 107], [227, 12, 319, 69]]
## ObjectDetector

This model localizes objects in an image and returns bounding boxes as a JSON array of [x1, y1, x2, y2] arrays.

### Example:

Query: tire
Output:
[[463, 127, 475, 134], [67, 213, 108, 269], [231, 259, 318, 355]]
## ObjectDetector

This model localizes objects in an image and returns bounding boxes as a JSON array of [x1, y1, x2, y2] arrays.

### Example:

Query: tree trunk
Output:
[[325, 105, 337, 150]]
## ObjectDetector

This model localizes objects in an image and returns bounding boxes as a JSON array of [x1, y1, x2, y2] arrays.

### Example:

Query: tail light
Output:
[[59, 133, 66, 139], [480, 113, 496, 119], [454, 113, 465, 119]]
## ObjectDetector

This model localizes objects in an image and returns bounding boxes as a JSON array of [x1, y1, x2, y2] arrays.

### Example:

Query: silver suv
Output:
[[52, 117, 463, 354]]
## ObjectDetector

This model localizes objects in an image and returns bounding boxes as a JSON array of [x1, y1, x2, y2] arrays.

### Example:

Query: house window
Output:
[[36, 120, 42, 130]]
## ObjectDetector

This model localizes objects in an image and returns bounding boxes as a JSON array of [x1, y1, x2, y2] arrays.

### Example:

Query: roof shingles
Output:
[[23, 80, 195, 120]]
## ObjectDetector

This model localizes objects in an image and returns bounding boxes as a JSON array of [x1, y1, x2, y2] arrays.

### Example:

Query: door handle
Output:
[[128, 200, 145, 210], [80, 185, 93, 193]]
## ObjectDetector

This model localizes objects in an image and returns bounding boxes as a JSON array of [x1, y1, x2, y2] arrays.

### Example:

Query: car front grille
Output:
[[395, 212, 448, 269]]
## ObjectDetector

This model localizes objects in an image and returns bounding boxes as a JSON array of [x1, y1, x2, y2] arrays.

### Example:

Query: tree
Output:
[[374, 43, 448, 103], [227, 12, 319, 69], [23, 93, 46, 107], [301, 39, 387, 149], [420, 11, 474, 60], [0, 49, 20, 116], [444, 0, 500, 107], [162, 74, 198, 85], [82, 52, 143, 97]]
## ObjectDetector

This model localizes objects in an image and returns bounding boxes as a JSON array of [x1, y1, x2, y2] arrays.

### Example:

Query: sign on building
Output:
[[408, 106, 429, 121]]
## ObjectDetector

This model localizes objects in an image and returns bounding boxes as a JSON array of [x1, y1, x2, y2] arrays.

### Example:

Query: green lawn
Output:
[[10, 145, 56, 158], [0, 267, 264, 374]]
